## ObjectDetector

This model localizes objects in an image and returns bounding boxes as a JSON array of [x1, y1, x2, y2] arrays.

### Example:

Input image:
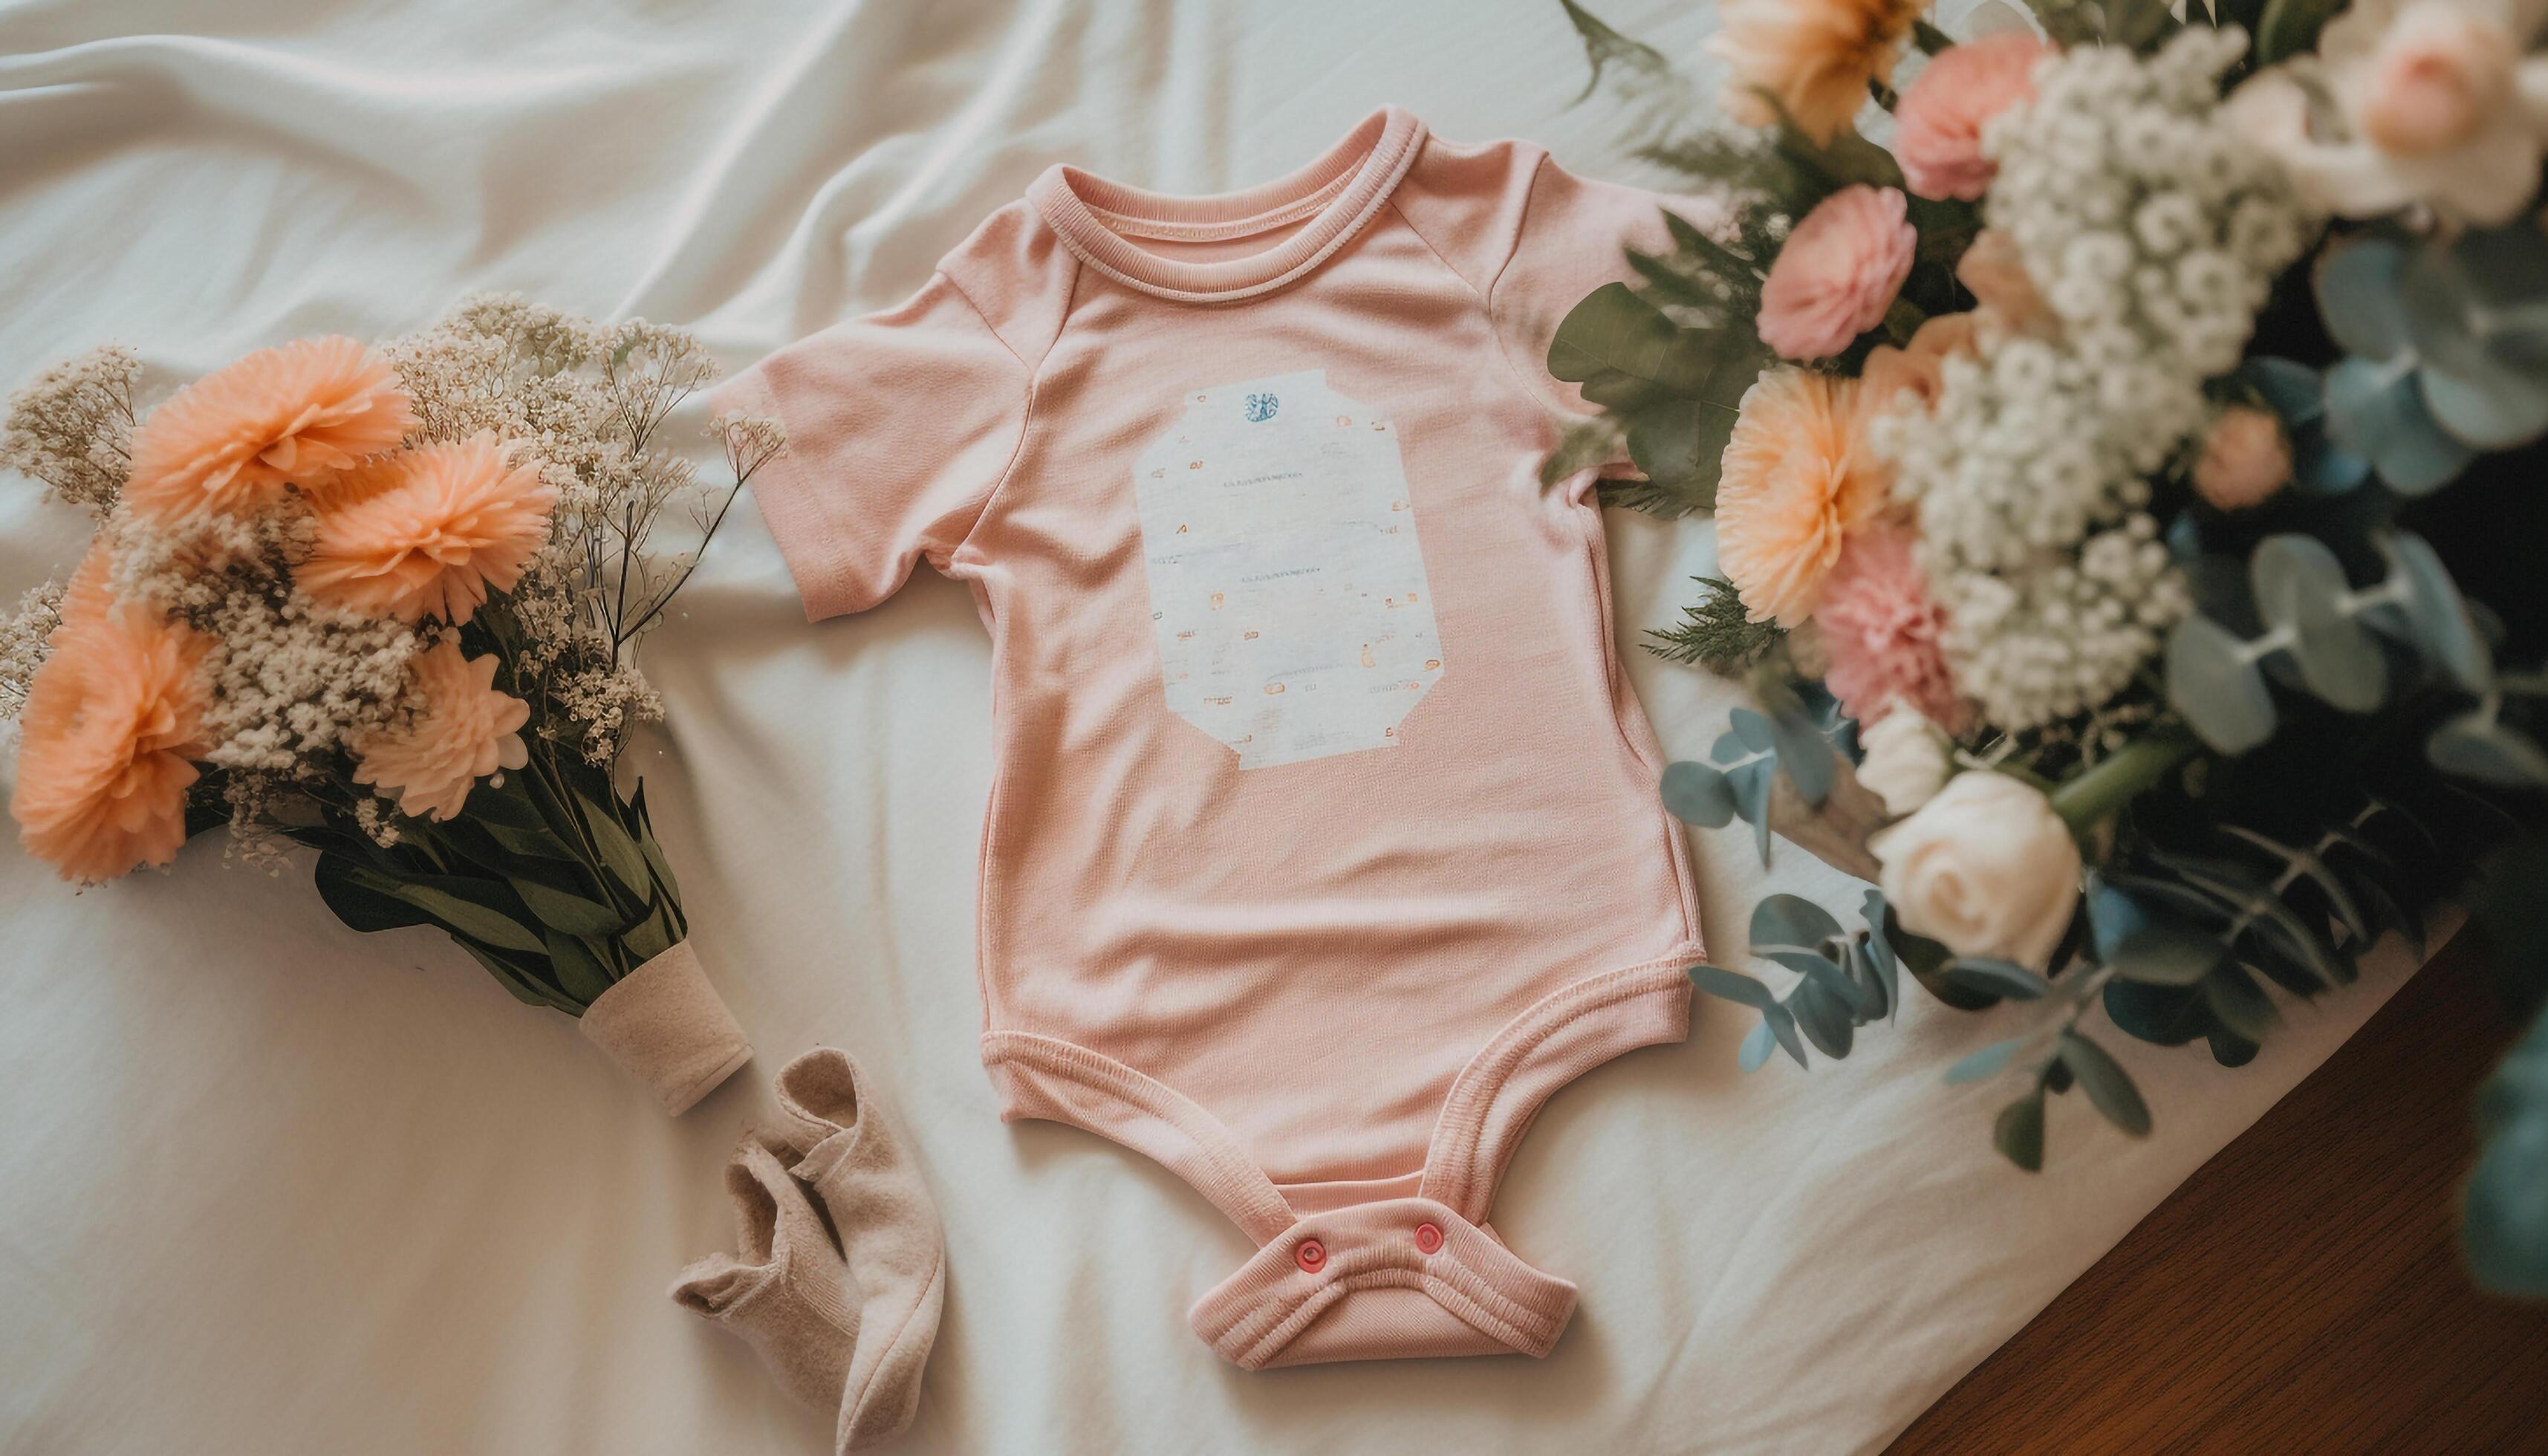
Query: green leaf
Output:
[[325, 858, 545, 955], [2466, 1002, 2548, 1295], [1689, 963, 1777, 1009], [509, 875, 633, 939], [1769, 706, 1839, 807], [2253, 536, 2386, 712], [2110, 921, 2226, 987], [2257, 0, 2350, 64], [571, 786, 655, 911], [1663, 761, 1737, 828], [1788, 978, 1854, 1058], [2325, 357, 2478, 495], [541, 930, 616, 1006], [1764, 1003, 1809, 1068], [2059, 1030, 2153, 1137], [2104, 977, 2214, 1047], [1946, 1039, 2023, 1085], [1729, 759, 1775, 864], [1752, 893, 1845, 951], [2428, 712, 2548, 789], [2378, 533, 2491, 693], [1859, 891, 1902, 1019], [2203, 961, 2281, 1042], [1995, 1092, 2047, 1172], [1943, 958, 2053, 1001], [458, 941, 580, 1014], [1624, 396, 1736, 512], [1547, 283, 1713, 406], [2167, 615, 2277, 755], [1739, 1016, 1777, 1072], [1558, 0, 1668, 100], [313, 853, 437, 935]]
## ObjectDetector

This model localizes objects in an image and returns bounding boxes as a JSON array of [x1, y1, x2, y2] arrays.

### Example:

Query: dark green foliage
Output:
[[295, 732, 688, 1017]]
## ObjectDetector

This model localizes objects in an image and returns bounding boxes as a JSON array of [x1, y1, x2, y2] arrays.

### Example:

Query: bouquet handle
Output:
[[578, 943, 753, 1114]]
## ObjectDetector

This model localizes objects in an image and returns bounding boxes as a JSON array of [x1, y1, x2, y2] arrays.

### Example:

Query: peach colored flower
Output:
[[1954, 228, 2054, 339], [10, 585, 210, 883], [1813, 525, 1969, 732], [126, 337, 415, 523], [1892, 33, 2058, 201], [352, 640, 530, 822], [1715, 368, 1888, 627], [1712, 0, 1930, 143], [1758, 185, 1918, 361], [299, 433, 556, 625], [1861, 311, 1981, 416], [2192, 406, 2294, 511]]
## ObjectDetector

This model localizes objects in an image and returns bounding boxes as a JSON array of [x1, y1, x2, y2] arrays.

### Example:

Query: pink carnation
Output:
[[1813, 526, 1968, 733], [1892, 33, 2058, 201], [1757, 184, 1917, 361]]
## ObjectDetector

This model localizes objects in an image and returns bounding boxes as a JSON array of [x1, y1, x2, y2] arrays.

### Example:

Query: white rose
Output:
[[1856, 706, 1953, 817], [1871, 770, 2082, 969]]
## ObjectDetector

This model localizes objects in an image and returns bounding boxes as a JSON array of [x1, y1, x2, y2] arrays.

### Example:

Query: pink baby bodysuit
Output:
[[715, 105, 1705, 1369]]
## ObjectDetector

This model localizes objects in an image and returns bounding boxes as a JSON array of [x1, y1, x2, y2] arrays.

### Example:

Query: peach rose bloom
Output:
[[1758, 185, 1918, 361], [1891, 33, 2058, 201], [2358, 3, 2518, 158], [351, 639, 531, 822], [300, 432, 557, 625], [2192, 406, 2294, 511], [10, 567, 211, 883], [1711, 0, 1930, 143], [126, 337, 416, 523], [1715, 368, 1888, 627]]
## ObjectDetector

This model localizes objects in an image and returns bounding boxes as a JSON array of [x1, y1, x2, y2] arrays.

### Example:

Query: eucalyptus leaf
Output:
[[1689, 962, 1777, 1009], [2203, 961, 2281, 1042], [1769, 707, 1839, 807], [2325, 357, 2478, 495], [1788, 978, 1854, 1058], [2313, 234, 2414, 360], [1995, 1092, 2047, 1172], [1764, 1003, 1810, 1068], [1943, 958, 2053, 1001], [1946, 1039, 2022, 1085], [1663, 761, 1737, 828], [1728, 707, 1776, 753], [1739, 1016, 1777, 1073], [2059, 1030, 2154, 1137], [2103, 977, 2214, 1046], [1752, 894, 1845, 952], [1729, 759, 1775, 864], [2428, 712, 2548, 788], [2252, 535, 2386, 712], [2110, 921, 2226, 987], [2166, 614, 2277, 755], [2085, 878, 2152, 962]]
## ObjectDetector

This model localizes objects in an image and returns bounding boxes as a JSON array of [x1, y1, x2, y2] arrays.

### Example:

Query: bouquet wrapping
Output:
[[2, 299, 784, 1114]]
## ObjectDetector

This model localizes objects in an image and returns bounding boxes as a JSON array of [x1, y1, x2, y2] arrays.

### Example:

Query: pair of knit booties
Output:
[[672, 1048, 946, 1452]]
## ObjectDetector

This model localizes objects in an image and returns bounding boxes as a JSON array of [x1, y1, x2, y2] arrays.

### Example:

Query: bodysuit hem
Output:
[[979, 944, 1697, 1365]]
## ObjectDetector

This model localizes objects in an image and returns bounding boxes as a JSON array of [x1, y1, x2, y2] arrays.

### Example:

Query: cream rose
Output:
[[1871, 771, 2081, 968], [1856, 704, 1953, 817]]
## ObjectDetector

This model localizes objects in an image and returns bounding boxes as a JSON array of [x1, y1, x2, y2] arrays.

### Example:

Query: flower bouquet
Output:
[[1551, 0, 2548, 1291], [1, 298, 785, 1114]]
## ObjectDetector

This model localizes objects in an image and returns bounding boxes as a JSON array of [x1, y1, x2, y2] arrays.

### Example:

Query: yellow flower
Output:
[[1711, 0, 1930, 144], [1715, 368, 1888, 627], [352, 640, 530, 822]]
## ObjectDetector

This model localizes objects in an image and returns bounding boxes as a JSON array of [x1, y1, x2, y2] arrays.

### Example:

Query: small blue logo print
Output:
[[1244, 392, 1279, 423]]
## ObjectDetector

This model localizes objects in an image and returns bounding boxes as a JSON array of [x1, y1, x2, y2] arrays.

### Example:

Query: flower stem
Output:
[[1911, 18, 1955, 56], [2049, 732, 2199, 842]]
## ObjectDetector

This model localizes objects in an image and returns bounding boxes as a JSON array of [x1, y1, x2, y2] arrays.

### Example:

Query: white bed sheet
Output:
[[0, 2, 2423, 1452]]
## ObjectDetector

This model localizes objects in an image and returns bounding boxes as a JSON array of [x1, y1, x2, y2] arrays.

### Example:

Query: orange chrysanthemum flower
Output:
[[10, 565, 211, 883], [125, 336, 416, 522], [299, 433, 556, 625], [1715, 368, 1888, 628], [1710, 0, 1929, 144], [351, 640, 530, 822]]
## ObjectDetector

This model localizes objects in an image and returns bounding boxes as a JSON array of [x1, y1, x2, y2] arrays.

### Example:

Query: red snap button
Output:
[[1414, 1222, 1443, 1255], [1295, 1239, 1327, 1273]]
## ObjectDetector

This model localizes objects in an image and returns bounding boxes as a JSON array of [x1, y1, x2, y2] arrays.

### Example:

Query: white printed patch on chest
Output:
[[1133, 369, 1445, 770]]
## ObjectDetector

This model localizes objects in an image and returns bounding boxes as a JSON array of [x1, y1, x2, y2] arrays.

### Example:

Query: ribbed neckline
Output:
[[1027, 105, 1426, 305]]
